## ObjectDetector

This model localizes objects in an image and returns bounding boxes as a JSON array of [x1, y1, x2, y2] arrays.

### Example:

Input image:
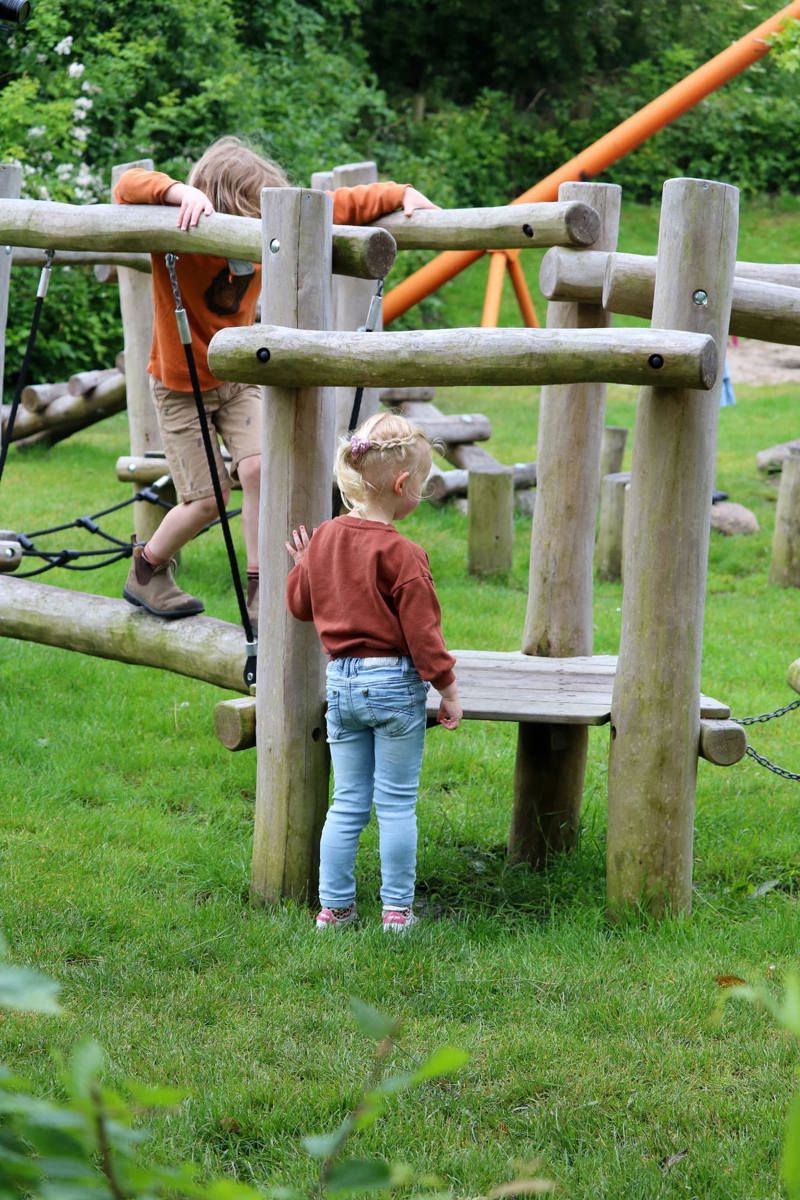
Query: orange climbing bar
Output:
[[383, 0, 800, 324]]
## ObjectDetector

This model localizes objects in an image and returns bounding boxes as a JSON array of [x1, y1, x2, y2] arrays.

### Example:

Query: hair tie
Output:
[[350, 436, 371, 459]]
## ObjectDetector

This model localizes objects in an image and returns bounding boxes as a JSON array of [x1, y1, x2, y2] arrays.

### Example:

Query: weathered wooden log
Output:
[[0, 165, 21, 397], [214, 696, 257, 751], [0, 578, 249, 692], [603, 253, 800, 345], [380, 386, 435, 405], [21, 381, 69, 413], [698, 719, 747, 765], [373, 201, 600, 250], [788, 659, 800, 695], [251, 187, 333, 905], [115, 451, 237, 487], [3, 371, 126, 441], [209, 324, 717, 390], [756, 439, 800, 475], [511, 182, 622, 870], [769, 446, 800, 587], [413, 413, 491, 445], [607, 177, 739, 918], [12, 247, 151, 272], [68, 367, 119, 397], [426, 461, 536, 504], [467, 466, 514, 575], [734, 261, 800, 288], [112, 162, 163, 544], [600, 426, 628, 480], [0, 541, 22, 572], [596, 471, 631, 583], [0, 198, 396, 281]]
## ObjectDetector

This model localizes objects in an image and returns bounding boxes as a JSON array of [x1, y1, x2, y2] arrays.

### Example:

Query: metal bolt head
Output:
[[3, 546, 15, 558], [269, 238, 281, 254], [692, 289, 709, 306]]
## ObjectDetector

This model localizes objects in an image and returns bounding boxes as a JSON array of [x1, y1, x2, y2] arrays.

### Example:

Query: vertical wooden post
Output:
[[0, 165, 21, 399], [596, 471, 631, 583], [769, 447, 800, 587], [509, 182, 621, 868], [111, 161, 162, 543], [311, 161, 380, 442], [607, 178, 738, 917], [251, 188, 334, 904], [467, 465, 513, 575], [600, 425, 628, 481]]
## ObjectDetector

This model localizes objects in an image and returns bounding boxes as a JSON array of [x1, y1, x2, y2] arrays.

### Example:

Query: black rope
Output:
[[0, 250, 54, 485], [165, 253, 256, 688], [332, 280, 384, 518]]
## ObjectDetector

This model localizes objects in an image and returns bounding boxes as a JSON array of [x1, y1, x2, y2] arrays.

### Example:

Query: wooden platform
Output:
[[427, 651, 730, 725]]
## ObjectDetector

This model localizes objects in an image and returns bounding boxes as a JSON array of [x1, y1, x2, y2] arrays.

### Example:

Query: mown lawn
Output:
[[0, 195, 798, 1199]]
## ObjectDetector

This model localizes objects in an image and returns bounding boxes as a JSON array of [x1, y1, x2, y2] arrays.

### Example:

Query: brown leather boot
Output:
[[246, 573, 259, 636], [123, 543, 204, 618]]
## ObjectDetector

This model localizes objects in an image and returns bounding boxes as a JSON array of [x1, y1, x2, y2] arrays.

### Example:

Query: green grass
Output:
[[1, 197, 799, 1199]]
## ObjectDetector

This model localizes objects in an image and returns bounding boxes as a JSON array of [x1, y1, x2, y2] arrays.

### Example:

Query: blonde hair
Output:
[[336, 412, 433, 515], [188, 136, 290, 218]]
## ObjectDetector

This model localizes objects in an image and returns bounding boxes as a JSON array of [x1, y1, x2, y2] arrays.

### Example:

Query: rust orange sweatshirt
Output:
[[113, 168, 407, 391], [286, 516, 456, 691]]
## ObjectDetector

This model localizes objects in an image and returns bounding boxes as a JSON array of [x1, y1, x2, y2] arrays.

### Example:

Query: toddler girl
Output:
[[285, 412, 462, 933]]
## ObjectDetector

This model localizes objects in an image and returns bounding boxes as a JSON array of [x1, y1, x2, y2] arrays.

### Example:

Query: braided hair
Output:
[[335, 411, 433, 515]]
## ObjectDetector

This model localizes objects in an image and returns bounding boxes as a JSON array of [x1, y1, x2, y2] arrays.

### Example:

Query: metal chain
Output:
[[731, 697, 800, 782]]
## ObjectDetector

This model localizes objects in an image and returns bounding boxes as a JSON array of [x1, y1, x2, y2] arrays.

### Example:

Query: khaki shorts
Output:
[[150, 377, 261, 502]]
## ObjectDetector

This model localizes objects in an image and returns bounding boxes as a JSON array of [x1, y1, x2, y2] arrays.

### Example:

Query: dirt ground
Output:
[[726, 337, 800, 386]]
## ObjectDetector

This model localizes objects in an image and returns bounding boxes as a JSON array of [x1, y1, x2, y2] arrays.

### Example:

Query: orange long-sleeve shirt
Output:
[[113, 168, 407, 391], [286, 516, 456, 692]]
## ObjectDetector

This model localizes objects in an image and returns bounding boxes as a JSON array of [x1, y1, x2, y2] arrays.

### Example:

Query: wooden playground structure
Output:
[[7, 161, 800, 921]]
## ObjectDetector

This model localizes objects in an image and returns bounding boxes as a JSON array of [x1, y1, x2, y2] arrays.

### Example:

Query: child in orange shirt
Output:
[[115, 136, 436, 624]]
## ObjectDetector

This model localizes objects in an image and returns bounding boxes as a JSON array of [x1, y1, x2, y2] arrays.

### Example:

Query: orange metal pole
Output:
[[505, 252, 540, 328], [481, 251, 509, 327], [383, 0, 800, 324]]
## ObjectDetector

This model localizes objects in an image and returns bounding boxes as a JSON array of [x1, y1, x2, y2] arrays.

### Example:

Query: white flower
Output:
[[72, 126, 89, 142], [67, 61, 85, 79], [56, 162, 74, 179], [74, 96, 92, 112], [38, 186, 51, 200], [27, 126, 45, 138], [54, 35, 73, 55]]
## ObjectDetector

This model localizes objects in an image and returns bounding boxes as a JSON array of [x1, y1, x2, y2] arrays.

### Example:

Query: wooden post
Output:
[[467, 466, 514, 575], [769, 446, 800, 587], [607, 177, 738, 918], [509, 182, 621, 868], [251, 188, 334, 905], [0, 165, 21, 400], [596, 472, 631, 583], [312, 162, 381, 442], [600, 426, 628, 480], [111, 161, 162, 543]]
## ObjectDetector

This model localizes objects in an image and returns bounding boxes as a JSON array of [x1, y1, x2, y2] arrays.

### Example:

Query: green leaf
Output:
[[68, 1040, 104, 1101], [411, 1046, 469, 1083], [779, 973, 800, 1038], [348, 998, 398, 1041], [327, 1157, 394, 1194], [123, 1080, 189, 1109], [0, 964, 62, 1014], [302, 1129, 348, 1159], [782, 1089, 800, 1199]]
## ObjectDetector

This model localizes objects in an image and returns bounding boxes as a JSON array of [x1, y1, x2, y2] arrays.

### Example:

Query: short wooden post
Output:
[[0, 164, 21, 398], [467, 466, 513, 575], [600, 425, 628, 480], [607, 178, 738, 918], [769, 446, 800, 587], [596, 471, 631, 583], [509, 182, 621, 868], [311, 161, 381, 443], [111, 161, 162, 543], [251, 188, 334, 905]]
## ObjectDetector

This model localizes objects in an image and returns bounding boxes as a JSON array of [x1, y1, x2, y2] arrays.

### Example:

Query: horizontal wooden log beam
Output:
[[11, 247, 152, 272], [698, 718, 747, 765], [208, 325, 717, 390], [0, 541, 23, 573], [0, 200, 396, 281], [788, 659, 800, 696], [540, 248, 800, 344], [0, 578, 249, 693], [21, 381, 69, 413], [426, 461, 536, 504], [214, 696, 257, 750], [410, 413, 491, 445], [115, 452, 238, 487], [3, 372, 125, 442], [373, 201, 600, 250]]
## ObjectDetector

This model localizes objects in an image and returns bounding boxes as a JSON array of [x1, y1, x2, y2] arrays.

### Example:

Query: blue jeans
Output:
[[319, 657, 428, 910]]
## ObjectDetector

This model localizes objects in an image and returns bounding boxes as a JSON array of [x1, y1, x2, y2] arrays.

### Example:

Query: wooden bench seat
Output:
[[426, 650, 730, 725]]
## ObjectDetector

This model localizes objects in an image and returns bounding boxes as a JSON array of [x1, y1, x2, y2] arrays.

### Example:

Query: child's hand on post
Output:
[[437, 684, 462, 730], [165, 183, 215, 231], [285, 524, 314, 565], [402, 186, 439, 217]]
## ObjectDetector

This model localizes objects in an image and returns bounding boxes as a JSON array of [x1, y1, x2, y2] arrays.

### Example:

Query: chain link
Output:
[[731, 697, 800, 781]]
